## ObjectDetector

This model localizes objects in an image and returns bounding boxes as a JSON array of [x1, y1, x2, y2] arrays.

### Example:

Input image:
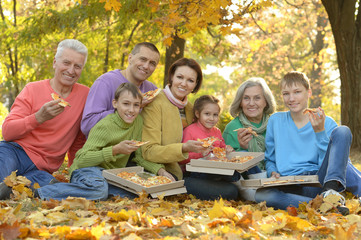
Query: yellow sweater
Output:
[[141, 91, 193, 180]]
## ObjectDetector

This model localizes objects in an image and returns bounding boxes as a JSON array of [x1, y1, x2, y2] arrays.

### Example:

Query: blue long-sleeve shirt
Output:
[[265, 111, 337, 177]]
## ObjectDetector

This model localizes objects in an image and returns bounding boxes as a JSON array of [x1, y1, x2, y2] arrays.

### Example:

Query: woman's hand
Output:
[[225, 145, 234, 154], [182, 140, 207, 154], [270, 171, 280, 178], [236, 128, 253, 149], [112, 140, 138, 155], [308, 107, 325, 133], [157, 168, 176, 182]]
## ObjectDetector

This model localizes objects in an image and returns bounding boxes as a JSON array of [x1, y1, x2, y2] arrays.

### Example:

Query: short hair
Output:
[[281, 71, 310, 90], [193, 95, 221, 122], [229, 77, 276, 117], [131, 42, 160, 56], [114, 82, 143, 102], [168, 58, 203, 93], [55, 39, 88, 64]]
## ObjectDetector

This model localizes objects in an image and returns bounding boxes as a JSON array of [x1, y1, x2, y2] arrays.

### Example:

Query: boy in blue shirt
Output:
[[255, 71, 361, 215]]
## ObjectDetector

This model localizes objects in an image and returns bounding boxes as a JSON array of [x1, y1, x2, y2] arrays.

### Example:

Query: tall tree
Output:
[[321, 0, 361, 150]]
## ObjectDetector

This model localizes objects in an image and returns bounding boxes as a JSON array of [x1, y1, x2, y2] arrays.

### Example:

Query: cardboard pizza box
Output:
[[240, 175, 321, 188], [189, 152, 264, 172], [186, 164, 235, 175], [102, 166, 186, 198]]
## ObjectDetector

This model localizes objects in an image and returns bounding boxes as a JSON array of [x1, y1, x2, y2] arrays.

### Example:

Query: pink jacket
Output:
[[2, 79, 89, 173], [180, 121, 226, 165]]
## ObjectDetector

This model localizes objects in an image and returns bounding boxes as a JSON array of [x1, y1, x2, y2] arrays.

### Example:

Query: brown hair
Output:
[[281, 71, 310, 90], [193, 95, 220, 122], [168, 58, 203, 93], [114, 82, 142, 102]]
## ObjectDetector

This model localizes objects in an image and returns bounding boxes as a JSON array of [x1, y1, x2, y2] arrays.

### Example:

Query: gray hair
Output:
[[229, 77, 276, 117], [55, 39, 88, 64]]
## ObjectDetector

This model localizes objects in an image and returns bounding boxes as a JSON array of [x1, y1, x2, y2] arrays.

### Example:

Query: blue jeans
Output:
[[255, 126, 361, 209], [0, 141, 55, 187], [37, 167, 137, 200], [184, 171, 241, 200]]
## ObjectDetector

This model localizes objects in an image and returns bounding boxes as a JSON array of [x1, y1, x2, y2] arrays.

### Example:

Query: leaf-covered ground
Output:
[[1, 186, 361, 239], [1, 160, 361, 240]]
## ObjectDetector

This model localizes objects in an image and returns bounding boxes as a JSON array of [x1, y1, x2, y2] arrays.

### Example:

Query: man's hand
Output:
[[236, 128, 253, 149], [157, 168, 176, 182], [225, 145, 234, 154], [112, 140, 139, 155], [35, 100, 65, 124]]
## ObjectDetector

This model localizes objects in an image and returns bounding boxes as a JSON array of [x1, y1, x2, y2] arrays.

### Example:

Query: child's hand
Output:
[[236, 128, 253, 149], [308, 107, 325, 133], [202, 146, 213, 157], [157, 168, 176, 182], [112, 140, 139, 155], [182, 140, 207, 154], [270, 171, 280, 178], [225, 145, 234, 154]]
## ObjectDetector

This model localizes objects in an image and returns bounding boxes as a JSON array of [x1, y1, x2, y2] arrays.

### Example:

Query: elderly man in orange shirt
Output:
[[0, 39, 90, 199]]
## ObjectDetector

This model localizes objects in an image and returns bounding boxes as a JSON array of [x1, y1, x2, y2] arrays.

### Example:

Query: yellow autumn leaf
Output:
[[91, 222, 111, 239], [55, 225, 71, 238], [107, 209, 131, 221], [208, 199, 224, 220]]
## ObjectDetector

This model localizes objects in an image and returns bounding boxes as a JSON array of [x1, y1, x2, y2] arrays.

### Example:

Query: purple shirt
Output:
[[81, 69, 157, 137]]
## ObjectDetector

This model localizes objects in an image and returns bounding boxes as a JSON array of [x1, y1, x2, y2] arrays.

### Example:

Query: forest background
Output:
[[0, 0, 360, 154]]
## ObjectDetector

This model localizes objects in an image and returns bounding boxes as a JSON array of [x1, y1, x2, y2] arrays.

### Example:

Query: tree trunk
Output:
[[163, 35, 185, 87], [321, 0, 361, 150]]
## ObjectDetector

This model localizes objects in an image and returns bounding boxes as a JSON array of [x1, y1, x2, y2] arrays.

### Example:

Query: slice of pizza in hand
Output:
[[130, 140, 150, 147], [51, 93, 71, 107], [197, 136, 219, 148], [303, 108, 319, 115], [143, 88, 162, 101], [233, 127, 258, 136], [212, 147, 227, 160]]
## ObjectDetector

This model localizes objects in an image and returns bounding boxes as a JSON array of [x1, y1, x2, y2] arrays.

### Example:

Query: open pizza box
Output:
[[240, 175, 321, 188], [102, 166, 187, 198], [187, 152, 264, 175]]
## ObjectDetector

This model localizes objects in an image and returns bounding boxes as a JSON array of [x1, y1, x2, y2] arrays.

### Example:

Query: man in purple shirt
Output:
[[81, 42, 160, 137]]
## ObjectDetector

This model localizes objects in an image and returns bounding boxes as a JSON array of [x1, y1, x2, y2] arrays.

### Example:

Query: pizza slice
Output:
[[197, 136, 219, 148], [212, 147, 226, 160], [303, 108, 319, 115], [233, 127, 258, 136], [51, 93, 71, 107], [130, 140, 150, 147], [143, 88, 162, 101]]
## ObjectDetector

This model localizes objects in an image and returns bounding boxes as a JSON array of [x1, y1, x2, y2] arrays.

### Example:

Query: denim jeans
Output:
[[255, 126, 361, 209], [37, 167, 137, 200], [0, 141, 55, 187], [184, 171, 241, 200]]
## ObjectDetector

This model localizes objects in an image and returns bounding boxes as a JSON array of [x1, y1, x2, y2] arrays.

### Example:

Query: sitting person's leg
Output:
[[36, 167, 109, 201], [345, 161, 361, 196], [255, 187, 313, 209], [317, 126, 351, 192], [184, 174, 239, 200], [107, 185, 138, 199], [0, 141, 29, 181]]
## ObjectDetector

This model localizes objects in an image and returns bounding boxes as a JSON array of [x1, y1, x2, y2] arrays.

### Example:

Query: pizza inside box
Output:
[[187, 151, 264, 175], [240, 175, 321, 188], [102, 166, 186, 198]]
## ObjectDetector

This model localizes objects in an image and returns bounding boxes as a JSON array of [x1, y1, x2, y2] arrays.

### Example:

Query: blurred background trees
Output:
[[1, 0, 359, 150]]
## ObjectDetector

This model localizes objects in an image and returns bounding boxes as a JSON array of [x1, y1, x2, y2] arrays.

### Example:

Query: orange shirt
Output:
[[2, 79, 89, 173]]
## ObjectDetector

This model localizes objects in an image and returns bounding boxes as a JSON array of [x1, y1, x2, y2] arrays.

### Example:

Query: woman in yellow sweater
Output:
[[141, 58, 206, 180]]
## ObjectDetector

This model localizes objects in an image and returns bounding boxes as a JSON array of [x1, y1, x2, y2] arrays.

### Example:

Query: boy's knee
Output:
[[332, 126, 352, 142], [255, 188, 277, 203]]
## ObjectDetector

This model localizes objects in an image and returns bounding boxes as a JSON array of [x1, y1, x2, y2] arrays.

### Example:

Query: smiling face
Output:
[[170, 66, 198, 101], [240, 85, 267, 123], [53, 48, 86, 87], [281, 82, 311, 114], [196, 103, 220, 130], [112, 90, 142, 124], [127, 46, 160, 85]]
